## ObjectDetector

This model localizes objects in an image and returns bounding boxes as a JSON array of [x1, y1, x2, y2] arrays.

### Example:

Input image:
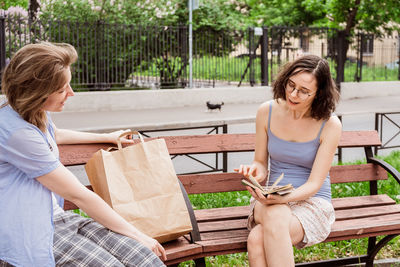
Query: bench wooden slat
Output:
[[59, 143, 111, 166], [196, 230, 249, 254], [194, 206, 250, 222], [330, 164, 387, 183], [195, 211, 400, 250], [194, 205, 400, 241], [329, 213, 400, 238], [338, 130, 381, 147], [196, 236, 248, 253], [195, 205, 400, 234], [66, 178, 389, 211], [198, 219, 247, 233], [163, 134, 255, 154], [199, 229, 249, 241], [335, 204, 400, 221], [179, 164, 387, 195], [59, 130, 381, 166], [179, 172, 246, 194], [326, 229, 400, 242], [332, 194, 395, 210], [193, 198, 400, 224], [164, 131, 381, 152], [163, 236, 202, 264]]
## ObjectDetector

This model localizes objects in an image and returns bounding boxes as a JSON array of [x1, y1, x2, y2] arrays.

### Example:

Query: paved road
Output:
[[54, 94, 400, 184]]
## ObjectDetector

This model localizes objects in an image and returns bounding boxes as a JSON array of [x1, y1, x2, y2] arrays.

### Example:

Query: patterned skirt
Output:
[[247, 197, 335, 248]]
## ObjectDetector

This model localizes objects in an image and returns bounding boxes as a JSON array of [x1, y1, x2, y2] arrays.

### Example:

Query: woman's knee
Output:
[[254, 204, 292, 232], [247, 224, 265, 258], [248, 225, 263, 248]]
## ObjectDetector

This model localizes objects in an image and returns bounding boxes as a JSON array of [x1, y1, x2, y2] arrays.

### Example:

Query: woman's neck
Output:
[[284, 102, 312, 120]]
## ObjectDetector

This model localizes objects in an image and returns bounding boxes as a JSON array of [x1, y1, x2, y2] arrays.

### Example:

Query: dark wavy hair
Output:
[[272, 55, 340, 120]]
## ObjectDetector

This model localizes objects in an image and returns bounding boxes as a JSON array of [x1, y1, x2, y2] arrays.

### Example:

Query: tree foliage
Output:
[[4, 0, 400, 86], [243, 0, 400, 82], [1, 0, 28, 10]]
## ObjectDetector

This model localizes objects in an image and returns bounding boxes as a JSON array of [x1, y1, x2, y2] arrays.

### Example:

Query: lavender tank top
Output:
[[267, 102, 331, 201]]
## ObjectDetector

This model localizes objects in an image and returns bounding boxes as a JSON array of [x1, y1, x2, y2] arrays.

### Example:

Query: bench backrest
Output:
[[59, 130, 386, 197]]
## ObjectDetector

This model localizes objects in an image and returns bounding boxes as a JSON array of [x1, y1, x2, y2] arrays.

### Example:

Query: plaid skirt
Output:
[[0, 260, 13, 267], [53, 211, 165, 267]]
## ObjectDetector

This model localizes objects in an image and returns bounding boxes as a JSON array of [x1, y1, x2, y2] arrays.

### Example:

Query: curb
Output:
[[344, 258, 400, 266]]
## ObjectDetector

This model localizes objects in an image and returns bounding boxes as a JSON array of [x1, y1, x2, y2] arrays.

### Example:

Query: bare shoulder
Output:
[[255, 101, 273, 129], [326, 115, 342, 131], [321, 115, 342, 142], [256, 101, 269, 118], [257, 99, 276, 116]]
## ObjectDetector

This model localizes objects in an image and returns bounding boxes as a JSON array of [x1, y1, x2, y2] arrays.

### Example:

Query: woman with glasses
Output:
[[238, 55, 341, 266]]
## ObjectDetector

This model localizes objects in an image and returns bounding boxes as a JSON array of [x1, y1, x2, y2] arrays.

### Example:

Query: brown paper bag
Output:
[[84, 131, 192, 243]]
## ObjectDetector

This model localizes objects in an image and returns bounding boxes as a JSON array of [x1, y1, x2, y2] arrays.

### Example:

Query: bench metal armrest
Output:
[[367, 157, 400, 186], [177, 179, 201, 242]]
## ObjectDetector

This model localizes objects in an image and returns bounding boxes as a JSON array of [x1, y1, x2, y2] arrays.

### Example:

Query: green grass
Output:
[[68, 55, 398, 91], [134, 56, 263, 84], [343, 62, 400, 82], [133, 56, 399, 87], [178, 150, 400, 266]]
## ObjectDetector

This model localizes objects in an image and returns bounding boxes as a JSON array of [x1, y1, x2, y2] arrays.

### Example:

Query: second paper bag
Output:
[[85, 132, 192, 243]]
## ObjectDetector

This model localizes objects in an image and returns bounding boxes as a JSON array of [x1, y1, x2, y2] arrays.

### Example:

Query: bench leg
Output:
[[194, 258, 206, 267], [365, 259, 373, 267], [365, 234, 398, 267]]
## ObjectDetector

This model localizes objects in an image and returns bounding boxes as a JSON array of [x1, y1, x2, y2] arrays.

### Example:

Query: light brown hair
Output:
[[1, 42, 77, 131], [272, 55, 340, 120]]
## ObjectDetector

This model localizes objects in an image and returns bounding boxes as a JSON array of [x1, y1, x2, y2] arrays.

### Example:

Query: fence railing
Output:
[[1, 16, 399, 90], [375, 112, 400, 155], [0, 17, 254, 90]]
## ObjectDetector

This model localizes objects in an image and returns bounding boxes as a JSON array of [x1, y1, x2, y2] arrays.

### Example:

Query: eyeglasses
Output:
[[285, 81, 316, 100]]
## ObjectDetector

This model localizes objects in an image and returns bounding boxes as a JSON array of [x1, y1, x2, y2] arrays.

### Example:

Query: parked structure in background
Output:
[[0, 16, 399, 90]]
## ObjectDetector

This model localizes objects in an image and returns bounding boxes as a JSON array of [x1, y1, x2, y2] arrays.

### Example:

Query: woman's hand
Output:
[[137, 235, 167, 261], [107, 129, 135, 145], [248, 187, 290, 205], [236, 162, 267, 184]]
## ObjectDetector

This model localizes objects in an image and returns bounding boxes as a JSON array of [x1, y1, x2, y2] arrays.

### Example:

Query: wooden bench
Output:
[[59, 130, 400, 267]]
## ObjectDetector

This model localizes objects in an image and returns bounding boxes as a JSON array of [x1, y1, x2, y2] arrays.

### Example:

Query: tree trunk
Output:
[[335, 0, 361, 86], [28, 0, 40, 21], [335, 30, 350, 86]]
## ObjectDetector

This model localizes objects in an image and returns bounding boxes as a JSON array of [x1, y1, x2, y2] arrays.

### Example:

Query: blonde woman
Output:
[[238, 55, 341, 266], [0, 42, 166, 266]]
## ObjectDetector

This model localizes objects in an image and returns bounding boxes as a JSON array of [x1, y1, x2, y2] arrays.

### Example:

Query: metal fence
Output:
[[259, 26, 339, 85], [0, 16, 253, 90], [1, 16, 399, 90], [375, 112, 400, 155], [352, 33, 400, 82], [254, 27, 400, 85]]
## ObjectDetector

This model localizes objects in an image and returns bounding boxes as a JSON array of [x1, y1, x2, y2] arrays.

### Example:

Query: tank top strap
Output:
[[267, 100, 273, 130], [317, 120, 327, 139]]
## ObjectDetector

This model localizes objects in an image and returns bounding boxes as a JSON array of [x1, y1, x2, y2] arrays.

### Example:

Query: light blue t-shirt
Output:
[[0, 104, 61, 266]]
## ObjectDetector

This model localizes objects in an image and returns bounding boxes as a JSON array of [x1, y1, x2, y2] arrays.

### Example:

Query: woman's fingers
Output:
[[153, 242, 167, 261], [239, 164, 252, 176], [117, 129, 134, 144]]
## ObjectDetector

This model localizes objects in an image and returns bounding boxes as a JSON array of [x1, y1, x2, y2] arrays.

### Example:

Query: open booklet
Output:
[[241, 173, 294, 196]]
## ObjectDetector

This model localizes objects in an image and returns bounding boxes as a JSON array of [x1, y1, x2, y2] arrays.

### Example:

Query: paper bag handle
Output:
[[117, 130, 144, 150], [106, 147, 118, 152]]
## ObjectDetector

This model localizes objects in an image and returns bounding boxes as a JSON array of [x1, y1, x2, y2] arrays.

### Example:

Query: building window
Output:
[[300, 33, 310, 52], [362, 34, 374, 55]]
